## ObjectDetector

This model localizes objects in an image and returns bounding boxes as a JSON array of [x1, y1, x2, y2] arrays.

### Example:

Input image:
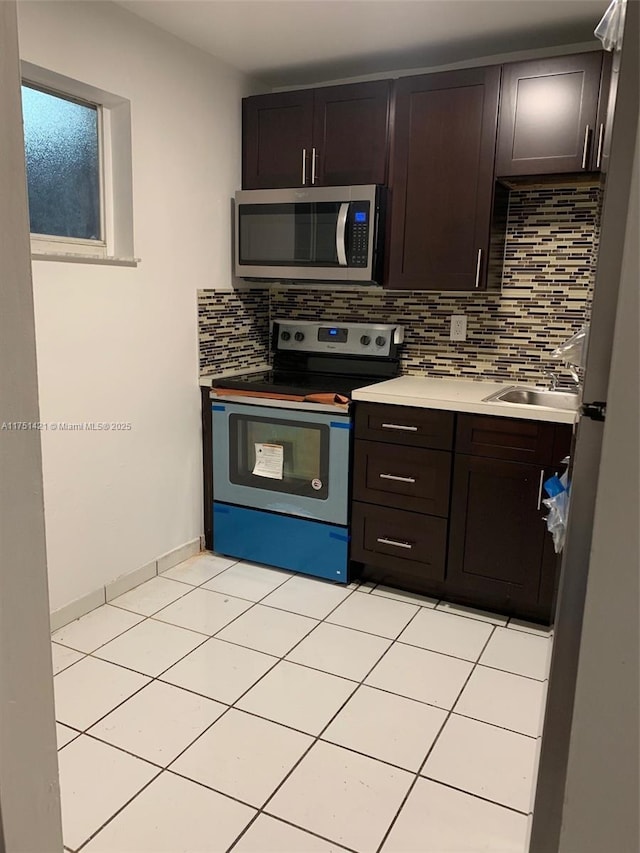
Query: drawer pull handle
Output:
[[474, 248, 482, 289], [381, 423, 418, 432], [379, 473, 416, 483], [536, 469, 545, 511], [596, 122, 604, 169], [377, 537, 413, 550], [581, 124, 591, 170]]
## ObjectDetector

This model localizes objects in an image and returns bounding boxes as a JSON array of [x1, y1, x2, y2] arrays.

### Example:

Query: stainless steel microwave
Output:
[[234, 185, 383, 284]]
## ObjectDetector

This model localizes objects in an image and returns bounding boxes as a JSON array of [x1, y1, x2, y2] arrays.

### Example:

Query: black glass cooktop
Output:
[[214, 370, 382, 399]]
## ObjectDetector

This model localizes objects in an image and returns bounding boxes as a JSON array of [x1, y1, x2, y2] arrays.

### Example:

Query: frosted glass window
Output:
[[21, 84, 101, 241]]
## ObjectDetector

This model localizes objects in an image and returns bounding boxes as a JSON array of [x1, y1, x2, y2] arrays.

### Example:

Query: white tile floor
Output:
[[52, 552, 553, 853]]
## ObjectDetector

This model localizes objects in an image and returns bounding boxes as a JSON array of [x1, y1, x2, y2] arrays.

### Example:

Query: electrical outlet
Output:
[[450, 314, 467, 341]]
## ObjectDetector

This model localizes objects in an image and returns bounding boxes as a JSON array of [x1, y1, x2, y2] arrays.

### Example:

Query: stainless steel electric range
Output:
[[207, 319, 403, 583]]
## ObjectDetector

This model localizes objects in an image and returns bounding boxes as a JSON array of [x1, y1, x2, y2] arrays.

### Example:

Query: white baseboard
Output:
[[50, 587, 106, 633], [105, 560, 157, 602], [50, 537, 202, 631], [156, 539, 201, 575]]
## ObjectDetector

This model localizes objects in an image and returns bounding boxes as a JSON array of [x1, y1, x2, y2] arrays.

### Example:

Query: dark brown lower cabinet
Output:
[[447, 455, 550, 616], [350, 403, 572, 623]]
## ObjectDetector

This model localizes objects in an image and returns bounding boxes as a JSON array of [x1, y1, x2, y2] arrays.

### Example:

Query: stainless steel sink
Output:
[[483, 386, 580, 411]]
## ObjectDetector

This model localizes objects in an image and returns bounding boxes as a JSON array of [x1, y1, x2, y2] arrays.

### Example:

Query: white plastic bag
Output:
[[543, 471, 571, 554], [595, 0, 626, 51]]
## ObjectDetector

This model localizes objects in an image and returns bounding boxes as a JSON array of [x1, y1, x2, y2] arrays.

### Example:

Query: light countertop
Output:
[[352, 376, 578, 424]]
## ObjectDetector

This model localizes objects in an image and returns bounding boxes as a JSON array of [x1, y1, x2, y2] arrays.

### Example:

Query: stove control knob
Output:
[[280, 331, 291, 341], [294, 331, 305, 342], [375, 336, 387, 347], [360, 335, 371, 346]]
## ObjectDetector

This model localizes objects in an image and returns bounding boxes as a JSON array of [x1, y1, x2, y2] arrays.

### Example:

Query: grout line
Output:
[[474, 661, 550, 683], [228, 813, 356, 853], [56, 562, 302, 669], [56, 624, 214, 737], [419, 776, 533, 817], [73, 767, 164, 852], [374, 622, 497, 853], [54, 556, 546, 851], [51, 606, 148, 654], [444, 710, 539, 741], [166, 578, 406, 851], [257, 601, 420, 793], [61, 565, 367, 845], [160, 576, 364, 769], [160, 556, 242, 587]]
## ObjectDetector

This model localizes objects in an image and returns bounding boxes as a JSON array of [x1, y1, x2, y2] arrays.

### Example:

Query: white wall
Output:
[[17, 1, 255, 612], [0, 3, 61, 847]]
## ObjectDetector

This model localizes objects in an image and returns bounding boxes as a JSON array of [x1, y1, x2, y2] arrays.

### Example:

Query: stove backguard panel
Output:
[[198, 186, 601, 387]]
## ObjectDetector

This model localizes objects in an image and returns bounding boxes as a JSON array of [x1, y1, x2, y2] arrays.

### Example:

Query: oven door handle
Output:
[[336, 203, 349, 267]]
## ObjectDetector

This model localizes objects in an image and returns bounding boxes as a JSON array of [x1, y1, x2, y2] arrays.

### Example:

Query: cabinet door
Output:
[[242, 91, 313, 189], [592, 51, 614, 173], [312, 81, 391, 186], [496, 52, 604, 177], [448, 456, 547, 608], [386, 66, 501, 291]]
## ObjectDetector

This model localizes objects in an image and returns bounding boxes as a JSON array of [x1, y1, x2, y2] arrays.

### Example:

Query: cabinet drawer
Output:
[[456, 414, 557, 464], [355, 403, 454, 450], [351, 501, 446, 582], [353, 440, 451, 516]]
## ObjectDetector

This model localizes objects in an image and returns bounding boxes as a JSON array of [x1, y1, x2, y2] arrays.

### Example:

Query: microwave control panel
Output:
[[348, 203, 371, 267]]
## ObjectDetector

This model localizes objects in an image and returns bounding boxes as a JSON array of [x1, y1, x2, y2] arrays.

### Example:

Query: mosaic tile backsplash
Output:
[[198, 287, 269, 375], [199, 186, 601, 385]]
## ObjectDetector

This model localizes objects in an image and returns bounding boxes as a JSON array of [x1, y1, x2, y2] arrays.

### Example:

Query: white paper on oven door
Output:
[[252, 443, 284, 479]]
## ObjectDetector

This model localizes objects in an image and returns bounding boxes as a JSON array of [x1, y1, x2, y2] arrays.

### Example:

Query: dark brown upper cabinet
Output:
[[496, 52, 609, 178], [242, 91, 313, 189], [242, 81, 391, 190], [386, 66, 503, 291]]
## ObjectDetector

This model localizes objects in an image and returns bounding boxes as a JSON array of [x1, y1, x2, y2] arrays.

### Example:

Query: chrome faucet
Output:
[[543, 371, 560, 391]]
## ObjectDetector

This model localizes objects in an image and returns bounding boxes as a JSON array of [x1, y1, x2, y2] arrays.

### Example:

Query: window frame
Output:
[[20, 62, 136, 266]]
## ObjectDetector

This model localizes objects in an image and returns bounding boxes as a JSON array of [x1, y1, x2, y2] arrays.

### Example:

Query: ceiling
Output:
[[117, 0, 606, 87]]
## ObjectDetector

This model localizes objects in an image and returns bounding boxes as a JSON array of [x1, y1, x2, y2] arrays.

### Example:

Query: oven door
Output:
[[212, 401, 350, 525]]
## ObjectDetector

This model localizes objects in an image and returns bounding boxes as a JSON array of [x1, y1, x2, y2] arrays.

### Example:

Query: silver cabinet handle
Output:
[[596, 123, 604, 169], [475, 248, 482, 288], [377, 537, 413, 550], [379, 473, 416, 483], [301, 149, 307, 185], [381, 423, 418, 432], [581, 125, 591, 169], [311, 147, 317, 185], [336, 202, 349, 266], [536, 469, 545, 511]]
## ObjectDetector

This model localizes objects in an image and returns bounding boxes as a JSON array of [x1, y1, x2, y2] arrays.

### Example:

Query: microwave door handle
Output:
[[336, 203, 349, 266]]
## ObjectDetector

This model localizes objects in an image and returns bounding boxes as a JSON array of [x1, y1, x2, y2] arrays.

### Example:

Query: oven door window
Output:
[[238, 202, 340, 267], [229, 413, 329, 499]]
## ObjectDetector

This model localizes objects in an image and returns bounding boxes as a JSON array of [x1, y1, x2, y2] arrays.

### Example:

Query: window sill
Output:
[[31, 252, 140, 268]]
